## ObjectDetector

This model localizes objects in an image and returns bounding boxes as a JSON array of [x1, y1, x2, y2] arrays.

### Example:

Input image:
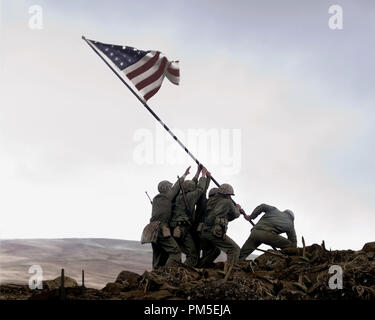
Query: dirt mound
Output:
[[43, 276, 78, 290], [2, 241, 375, 300], [120, 241, 375, 300]]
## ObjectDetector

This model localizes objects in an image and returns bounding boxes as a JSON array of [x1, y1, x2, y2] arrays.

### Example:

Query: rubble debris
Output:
[[115, 270, 141, 290]]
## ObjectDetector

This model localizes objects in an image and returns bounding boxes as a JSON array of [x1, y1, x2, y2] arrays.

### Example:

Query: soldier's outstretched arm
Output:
[[203, 169, 211, 193], [204, 175, 211, 193], [168, 166, 191, 199], [228, 202, 241, 221], [194, 167, 211, 200], [249, 203, 276, 220], [192, 164, 202, 184], [189, 176, 208, 204]]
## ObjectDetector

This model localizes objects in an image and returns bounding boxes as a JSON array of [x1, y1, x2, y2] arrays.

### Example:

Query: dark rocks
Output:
[[362, 242, 375, 258], [102, 282, 124, 294], [277, 288, 306, 300], [115, 270, 141, 290]]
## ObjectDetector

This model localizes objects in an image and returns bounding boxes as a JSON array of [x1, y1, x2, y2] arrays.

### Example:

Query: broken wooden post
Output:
[[302, 236, 306, 258], [143, 279, 149, 293], [298, 274, 303, 284], [321, 240, 327, 251], [60, 268, 65, 300], [255, 247, 285, 258], [223, 264, 234, 282], [82, 270, 85, 288]]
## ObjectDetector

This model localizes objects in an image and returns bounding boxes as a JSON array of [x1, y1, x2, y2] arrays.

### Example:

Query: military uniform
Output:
[[169, 176, 208, 267], [239, 204, 297, 260], [194, 176, 211, 226], [150, 177, 185, 269], [198, 193, 241, 269], [192, 177, 211, 258]]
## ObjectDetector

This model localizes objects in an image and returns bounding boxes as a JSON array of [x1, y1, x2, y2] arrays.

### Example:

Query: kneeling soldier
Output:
[[239, 204, 297, 260]]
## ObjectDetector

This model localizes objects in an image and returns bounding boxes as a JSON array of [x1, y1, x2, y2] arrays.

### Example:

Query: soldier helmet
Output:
[[218, 183, 234, 195], [158, 180, 173, 194], [208, 187, 219, 198], [284, 209, 295, 221], [182, 180, 196, 192]]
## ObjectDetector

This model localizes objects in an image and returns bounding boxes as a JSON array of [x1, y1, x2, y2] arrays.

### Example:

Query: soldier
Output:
[[192, 169, 212, 256], [195, 187, 219, 236], [195, 184, 215, 227], [196, 187, 220, 268], [239, 204, 297, 260], [198, 184, 242, 273], [169, 165, 211, 267], [150, 166, 191, 269]]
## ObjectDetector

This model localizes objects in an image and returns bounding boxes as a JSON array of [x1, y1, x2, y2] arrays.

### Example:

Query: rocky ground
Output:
[[1, 241, 374, 300]]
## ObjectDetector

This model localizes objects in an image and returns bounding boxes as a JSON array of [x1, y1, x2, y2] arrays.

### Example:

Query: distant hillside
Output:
[[0, 238, 152, 289], [0, 238, 254, 289]]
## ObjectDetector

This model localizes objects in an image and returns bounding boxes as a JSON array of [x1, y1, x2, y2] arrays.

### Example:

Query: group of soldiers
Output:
[[144, 165, 298, 275]]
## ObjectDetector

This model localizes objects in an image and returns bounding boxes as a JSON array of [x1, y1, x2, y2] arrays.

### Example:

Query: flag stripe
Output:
[[126, 51, 161, 80], [140, 72, 166, 97], [135, 57, 168, 91], [143, 85, 162, 101], [122, 51, 155, 74], [166, 73, 179, 85], [167, 66, 179, 77], [131, 55, 166, 85]]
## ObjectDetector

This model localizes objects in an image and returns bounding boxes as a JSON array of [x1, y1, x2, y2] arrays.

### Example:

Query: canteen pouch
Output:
[[161, 225, 171, 237], [141, 221, 160, 244], [213, 217, 228, 238], [173, 226, 182, 238], [213, 224, 223, 238]]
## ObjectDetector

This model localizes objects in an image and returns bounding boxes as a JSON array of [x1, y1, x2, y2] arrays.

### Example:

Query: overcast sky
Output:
[[0, 0, 374, 250]]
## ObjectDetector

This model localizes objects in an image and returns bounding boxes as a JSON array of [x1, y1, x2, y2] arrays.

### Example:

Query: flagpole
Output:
[[82, 36, 253, 224]]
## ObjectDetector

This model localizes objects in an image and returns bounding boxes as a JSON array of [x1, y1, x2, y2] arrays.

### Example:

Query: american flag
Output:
[[87, 39, 180, 101]]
